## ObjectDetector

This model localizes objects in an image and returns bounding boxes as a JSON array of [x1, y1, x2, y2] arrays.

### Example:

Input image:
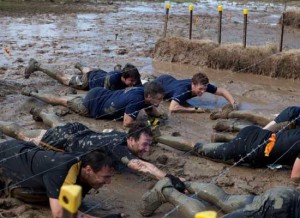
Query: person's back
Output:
[[0, 140, 79, 200], [154, 75, 192, 102], [83, 86, 145, 119], [40, 122, 136, 164]]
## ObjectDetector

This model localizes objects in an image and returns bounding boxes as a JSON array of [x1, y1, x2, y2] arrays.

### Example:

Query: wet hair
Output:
[[81, 150, 116, 172], [144, 81, 164, 97], [192, 72, 209, 86], [121, 63, 141, 81], [127, 122, 153, 141]]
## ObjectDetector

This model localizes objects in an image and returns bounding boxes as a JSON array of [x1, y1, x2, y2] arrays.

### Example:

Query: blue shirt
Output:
[[89, 70, 142, 90], [83, 87, 146, 120], [88, 69, 107, 89], [154, 75, 217, 105]]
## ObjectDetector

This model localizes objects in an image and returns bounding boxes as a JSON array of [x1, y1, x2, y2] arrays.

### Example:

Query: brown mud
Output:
[[1, 0, 300, 217]]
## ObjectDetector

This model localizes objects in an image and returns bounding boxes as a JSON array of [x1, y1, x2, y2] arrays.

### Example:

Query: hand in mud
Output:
[[157, 112, 168, 120], [165, 174, 186, 193], [232, 101, 239, 110], [194, 107, 211, 113]]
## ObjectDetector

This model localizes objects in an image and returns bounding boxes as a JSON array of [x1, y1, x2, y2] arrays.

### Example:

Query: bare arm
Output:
[[215, 88, 235, 106], [49, 198, 100, 218], [49, 198, 63, 218], [127, 159, 166, 180], [291, 157, 300, 182], [123, 113, 135, 127], [169, 100, 208, 113]]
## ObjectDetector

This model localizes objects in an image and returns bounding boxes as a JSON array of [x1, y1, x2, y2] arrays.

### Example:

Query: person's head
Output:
[[191, 72, 209, 96], [127, 122, 153, 158], [80, 150, 116, 190], [121, 63, 141, 87], [144, 81, 164, 107]]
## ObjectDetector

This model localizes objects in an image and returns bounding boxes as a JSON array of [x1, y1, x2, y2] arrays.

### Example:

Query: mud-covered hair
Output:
[[121, 63, 141, 81], [192, 72, 209, 86], [127, 122, 153, 141], [144, 81, 164, 97], [81, 150, 116, 172]]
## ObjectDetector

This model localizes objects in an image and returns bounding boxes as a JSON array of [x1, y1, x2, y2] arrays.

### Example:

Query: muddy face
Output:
[[127, 133, 152, 158]]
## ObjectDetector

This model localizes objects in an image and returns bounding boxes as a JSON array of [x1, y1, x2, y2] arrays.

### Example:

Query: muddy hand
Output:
[[165, 174, 186, 193]]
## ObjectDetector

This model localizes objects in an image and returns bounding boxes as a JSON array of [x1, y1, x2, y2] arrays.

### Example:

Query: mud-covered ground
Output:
[[1, 0, 300, 217]]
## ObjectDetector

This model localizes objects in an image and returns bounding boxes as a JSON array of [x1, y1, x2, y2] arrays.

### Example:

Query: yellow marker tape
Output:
[[243, 8, 248, 15], [189, 4, 194, 11], [195, 211, 217, 218], [218, 5, 223, 12], [59, 185, 82, 214], [166, 3, 170, 9]]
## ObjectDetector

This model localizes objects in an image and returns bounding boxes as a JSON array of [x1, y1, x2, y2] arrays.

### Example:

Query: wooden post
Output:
[[189, 4, 194, 40], [59, 185, 82, 218], [218, 5, 223, 45], [163, 2, 171, 38], [243, 8, 248, 48], [279, 12, 285, 52]]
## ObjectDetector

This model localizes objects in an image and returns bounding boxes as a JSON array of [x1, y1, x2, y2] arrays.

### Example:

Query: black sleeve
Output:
[[274, 106, 300, 124], [109, 143, 136, 163]]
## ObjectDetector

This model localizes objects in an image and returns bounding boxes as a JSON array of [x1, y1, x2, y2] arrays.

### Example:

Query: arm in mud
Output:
[[169, 100, 207, 113], [123, 113, 135, 127], [145, 106, 163, 117], [291, 157, 300, 183], [214, 88, 236, 108], [127, 159, 166, 180], [49, 198, 63, 218]]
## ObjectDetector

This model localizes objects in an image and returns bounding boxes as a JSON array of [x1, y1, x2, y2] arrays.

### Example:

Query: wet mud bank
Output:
[[154, 37, 300, 79]]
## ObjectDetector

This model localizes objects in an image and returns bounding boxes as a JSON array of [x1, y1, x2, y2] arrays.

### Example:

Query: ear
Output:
[[83, 165, 93, 174]]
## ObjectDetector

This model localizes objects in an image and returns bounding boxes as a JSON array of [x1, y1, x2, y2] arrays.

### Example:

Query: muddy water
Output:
[[0, 1, 300, 218]]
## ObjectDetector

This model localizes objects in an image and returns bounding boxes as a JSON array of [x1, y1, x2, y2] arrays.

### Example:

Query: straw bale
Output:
[[207, 44, 277, 75], [153, 37, 218, 66], [281, 10, 300, 28], [270, 50, 300, 79]]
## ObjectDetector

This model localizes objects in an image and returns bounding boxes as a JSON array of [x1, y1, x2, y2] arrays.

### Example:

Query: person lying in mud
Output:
[[0, 140, 117, 218], [153, 72, 237, 113], [24, 58, 142, 91], [0, 106, 184, 185], [155, 111, 300, 181], [140, 178, 300, 218], [21, 81, 165, 127]]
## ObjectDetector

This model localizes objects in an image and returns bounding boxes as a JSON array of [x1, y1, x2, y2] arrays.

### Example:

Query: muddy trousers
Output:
[[198, 128, 300, 166], [223, 187, 300, 218]]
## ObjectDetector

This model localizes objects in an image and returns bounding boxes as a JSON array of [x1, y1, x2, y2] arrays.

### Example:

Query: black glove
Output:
[[103, 214, 122, 218], [165, 174, 185, 193]]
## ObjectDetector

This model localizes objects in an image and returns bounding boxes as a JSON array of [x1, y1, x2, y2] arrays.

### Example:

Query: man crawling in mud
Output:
[[156, 106, 300, 182], [153, 72, 237, 113], [140, 178, 300, 218], [24, 58, 142, 91], [21, 80, 165, 127], [0, 105, 184, 185], [0, 140, 117, 218]]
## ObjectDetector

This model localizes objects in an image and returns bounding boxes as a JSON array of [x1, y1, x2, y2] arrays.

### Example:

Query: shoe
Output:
[[24, 58, 40, 79], [140, 178, 173, 216], [192, 142, 203, 155], [21, 87, 38, 96], [74, 62, 84, 72], [114, 64, 122, 72], [30, 107, 43, 122]]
